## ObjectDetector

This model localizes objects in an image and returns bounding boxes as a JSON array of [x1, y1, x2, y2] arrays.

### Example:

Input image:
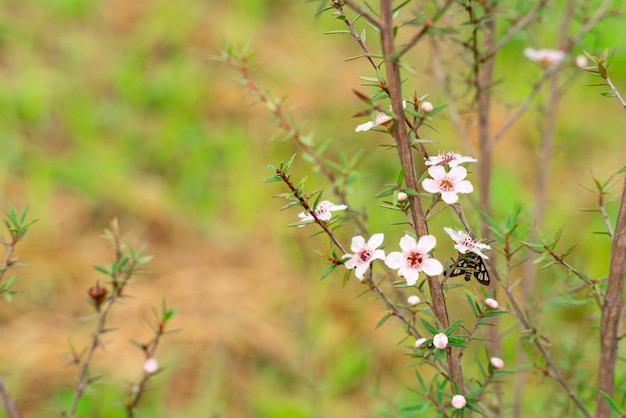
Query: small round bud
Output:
[[415, 338, 427, 348], [575, 54, 588, 68], [484, 298, 499, 309], [88, 282, 108, 311], [420, 101, 434, 113], [407, 295, 420, 306], [433, 333, 448, 349], [397, 192, 408, 202], [451, 394, 467, 409], [143, 358, 159, 374], [490, 357, 504, 369]]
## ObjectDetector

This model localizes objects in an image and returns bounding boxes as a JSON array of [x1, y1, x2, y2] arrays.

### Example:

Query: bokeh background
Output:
[[0, 0, 625, 417]]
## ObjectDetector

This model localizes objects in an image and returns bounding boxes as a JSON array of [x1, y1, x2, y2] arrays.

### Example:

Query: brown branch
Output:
[[379, 0, 463, 393], [596, 175, 626, 417], [0, 377, 21, 418], [342, 0, 381, 29]]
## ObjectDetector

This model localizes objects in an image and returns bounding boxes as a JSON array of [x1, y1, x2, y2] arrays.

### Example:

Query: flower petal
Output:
[[402, 268, 419, 286], [355, 262, 369, 279], [455, 180, 474, 194], [441, 191, 459, 204], [421, 178, 440, 194], [422, 258, 444, 276], [444, 227, 459, 241], [355, 121, 375, 132], [447, 166, 467, 182], [368, 233, 385, 249], [385, 252, 405, 269], [416, 235, 437, 254], [372, 249, 386, 261], [350, 236, 366, 252], [427, 165, 446, 180], [399, 235, 417, 252]]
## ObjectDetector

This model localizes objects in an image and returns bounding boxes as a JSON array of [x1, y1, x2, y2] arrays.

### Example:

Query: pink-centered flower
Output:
[[385, 235, 443, 286], [344, 233, 385, 281], [524, 47, 566, 66], [422, 166, 473, 204], [425, 152, 477, 168], [444, 228, 491, 259], [298, 200, 347, 226], [433, 333, 448, 349], [490, 357, 504, 369], [451, 394, 467, 409]]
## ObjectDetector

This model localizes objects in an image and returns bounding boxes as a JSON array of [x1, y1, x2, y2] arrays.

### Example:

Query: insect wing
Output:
[[449, 254, 490, 286]]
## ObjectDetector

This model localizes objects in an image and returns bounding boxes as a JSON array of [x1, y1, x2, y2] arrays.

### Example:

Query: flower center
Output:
[[406, 251, 423, 268], [358, 249, 373, 262], [439, 177, 454, 192]]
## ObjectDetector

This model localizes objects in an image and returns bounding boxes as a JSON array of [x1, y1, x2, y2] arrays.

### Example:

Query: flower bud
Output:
[[143, 358, 159, 374], [576, 54, 588, 68], [451, 394, 467, 409], [407, 295, 420, 306], [420, 101, 434, 113], [415, 338, 427, 348], [433, 333, 448, 349], [397, 192, 408, 202], [490, 357, 504, 369], [485, 298, 499, 309], [88, 282, 108, 311]]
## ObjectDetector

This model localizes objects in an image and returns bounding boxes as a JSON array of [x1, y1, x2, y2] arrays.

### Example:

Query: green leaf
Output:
[[375, 314, 391, 329], [321, 263, 338, 280], [600, 391, 620, 412], [420, 317, 440, 335]]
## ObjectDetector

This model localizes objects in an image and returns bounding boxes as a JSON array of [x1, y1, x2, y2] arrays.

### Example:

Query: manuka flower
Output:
[[344, 233, 385, 281], [297, 200, 347, 226], [355, 101, 407, 132], [524, 47, 566, 66], [385, 234, 443, 286], [422, 166, 473, 204], [444, 227, 491, 259], [425, 152, 477, 168]]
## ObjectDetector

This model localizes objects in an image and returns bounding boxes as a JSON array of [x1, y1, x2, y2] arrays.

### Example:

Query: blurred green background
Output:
[[0, 0, 625, 417]]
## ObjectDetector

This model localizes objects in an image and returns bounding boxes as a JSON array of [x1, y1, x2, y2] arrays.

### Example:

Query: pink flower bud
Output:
[[420, 101, 434, 112], [490, 357, 504, 369], [433, 333, 448, 349], [575, 54, 588, 68], [485, 298, 499, 309], [407, 295, 420, 305], [143, 358, 159, 374], [397, 192, 408, 202], [451, 394, 467, 409], [415, 338, 427, 348]]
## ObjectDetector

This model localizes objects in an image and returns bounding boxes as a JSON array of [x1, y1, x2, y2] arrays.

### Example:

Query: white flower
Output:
[[490, 357, 504, 369], [451, 394, 467, 409], [407, 295, 421, 306], [143, 358, 159, 374], [524, 47, 566, 65], [420, 101, 434, 112], [355, 101, 407, 132], [425, 152, 477, 168], [444, 228, 491, 259], [485, 298, 499, 309], [422, 166, 474, 204], [415, 338, 427, 348], [344, 234, 386, 281], [385, 235, 443, 286], [576, 54, 588, 68], [297, 200, 347, 226], [433, 333, 448, 349], [397, 191, 408, 202]]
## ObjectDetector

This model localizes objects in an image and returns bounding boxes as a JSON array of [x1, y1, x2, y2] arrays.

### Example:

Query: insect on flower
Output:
[[448, 252, 490, 286]]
